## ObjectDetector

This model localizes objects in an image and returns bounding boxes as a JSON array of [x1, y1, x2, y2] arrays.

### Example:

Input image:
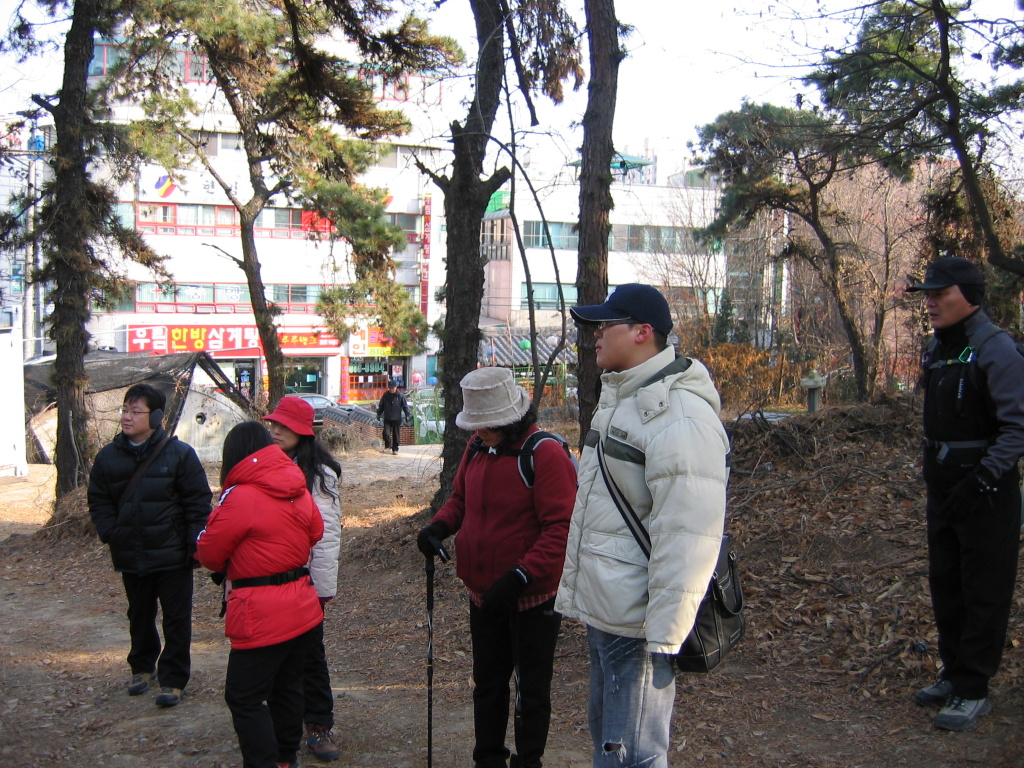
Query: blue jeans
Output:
[[587, 627, 675, 768]]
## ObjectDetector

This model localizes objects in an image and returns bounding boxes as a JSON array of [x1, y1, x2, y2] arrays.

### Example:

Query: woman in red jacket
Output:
[[197, 422, 324, 768], [417, 367, 577, 768]]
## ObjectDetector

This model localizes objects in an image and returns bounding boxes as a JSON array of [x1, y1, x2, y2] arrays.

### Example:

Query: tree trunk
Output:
[[50, 0, 102, 499], [238, 215, 285, 409], [429, 0, 511, 509], [575, 0, 621, 449]]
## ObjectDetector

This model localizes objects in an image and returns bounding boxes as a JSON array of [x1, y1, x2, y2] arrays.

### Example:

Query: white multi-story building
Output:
[[4, 37, 731, 407]]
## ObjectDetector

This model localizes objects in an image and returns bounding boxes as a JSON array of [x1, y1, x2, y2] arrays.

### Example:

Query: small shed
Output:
[[24, 351, 254, 465]]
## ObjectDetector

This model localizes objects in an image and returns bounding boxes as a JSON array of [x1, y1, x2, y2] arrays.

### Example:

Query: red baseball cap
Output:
[[263, 396, 315, 436]]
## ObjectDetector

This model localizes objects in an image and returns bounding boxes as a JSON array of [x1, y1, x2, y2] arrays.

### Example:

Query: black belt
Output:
[[923, 438, 990, 450], [231, 567, 309, 590]]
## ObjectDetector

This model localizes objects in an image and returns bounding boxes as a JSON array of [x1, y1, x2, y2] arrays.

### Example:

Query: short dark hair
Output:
[[124, 383, 165, 413], [220, 421, 273, 487], [626, 322, 669, 352], [494, 403, 538, 446]]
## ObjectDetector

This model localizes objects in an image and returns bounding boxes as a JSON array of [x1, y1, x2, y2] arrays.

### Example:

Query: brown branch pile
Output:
[[724, 393, 1023, 699]]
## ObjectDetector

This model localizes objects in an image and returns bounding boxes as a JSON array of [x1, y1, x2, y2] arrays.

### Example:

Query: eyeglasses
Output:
[[118, 408, 152, 418], [592, 319, 638, 332]]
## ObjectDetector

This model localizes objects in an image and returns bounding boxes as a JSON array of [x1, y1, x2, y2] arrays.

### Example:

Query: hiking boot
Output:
[[305, 723, 341, 761], [127, 672, 156, 696], [154, 687, 182, 708], [914, 677, 953, 706], [934, 696, 991, 731]]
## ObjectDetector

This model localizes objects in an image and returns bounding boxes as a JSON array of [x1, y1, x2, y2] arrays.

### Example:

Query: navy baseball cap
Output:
[[570, 284, 673, 336], [906, 257, 985, 292]]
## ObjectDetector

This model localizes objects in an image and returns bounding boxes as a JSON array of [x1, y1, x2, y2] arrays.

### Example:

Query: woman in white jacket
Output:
[[265, 397, 344, 763]]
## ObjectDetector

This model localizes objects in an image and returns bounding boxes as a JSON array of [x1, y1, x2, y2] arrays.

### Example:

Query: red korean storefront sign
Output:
[[127, 325, 342, 357]]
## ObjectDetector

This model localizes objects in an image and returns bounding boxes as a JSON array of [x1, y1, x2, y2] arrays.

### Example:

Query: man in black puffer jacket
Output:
[[88, 383, 212, 709]]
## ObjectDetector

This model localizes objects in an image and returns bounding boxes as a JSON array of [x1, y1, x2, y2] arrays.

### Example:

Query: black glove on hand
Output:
[[939, 467, 997, 516], [480, 567, 530, 616], [416, 521, 450, 559]]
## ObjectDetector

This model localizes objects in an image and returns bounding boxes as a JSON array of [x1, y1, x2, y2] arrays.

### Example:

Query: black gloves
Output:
[[417, 521, 450, 561], [938, 467, 998, 516], [480, 567, 530, 616]]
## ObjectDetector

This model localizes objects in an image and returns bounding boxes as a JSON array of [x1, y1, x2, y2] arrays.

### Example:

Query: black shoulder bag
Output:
[[596, 438, 745, 673]]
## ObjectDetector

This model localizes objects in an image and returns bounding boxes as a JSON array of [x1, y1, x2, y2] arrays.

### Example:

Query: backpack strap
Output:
[[517, 431, 578, 488]]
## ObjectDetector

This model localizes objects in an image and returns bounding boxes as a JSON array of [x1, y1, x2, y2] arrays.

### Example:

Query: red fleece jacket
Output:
[[433, 426, 576, 597]]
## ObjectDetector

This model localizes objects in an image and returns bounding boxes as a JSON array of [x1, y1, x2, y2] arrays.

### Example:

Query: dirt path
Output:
[[2, 430, 1023, 767]]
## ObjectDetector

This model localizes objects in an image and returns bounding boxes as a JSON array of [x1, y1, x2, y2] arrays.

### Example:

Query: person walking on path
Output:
[[377, 380, 411, 454], [88, 383, 212, 709], [417, 367, 577, 768], [554, 284, 730, 768], [197, 421, 325, 768], [906, 257, 1024, 731], [264, 397, 344, 762]]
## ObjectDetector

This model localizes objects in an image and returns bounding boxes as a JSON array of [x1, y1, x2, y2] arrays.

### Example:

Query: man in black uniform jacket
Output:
[[377, 380, 411, 454], [907, 257, 1024, 731]]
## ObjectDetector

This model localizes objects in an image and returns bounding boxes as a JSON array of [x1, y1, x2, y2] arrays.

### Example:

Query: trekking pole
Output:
[[424, 539, 449, 768], [425, 552, 436, 768]]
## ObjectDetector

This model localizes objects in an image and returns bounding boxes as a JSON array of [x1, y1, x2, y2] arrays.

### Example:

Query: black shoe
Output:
[[914, 677, 953, 706], [155, 687, 182, 708]]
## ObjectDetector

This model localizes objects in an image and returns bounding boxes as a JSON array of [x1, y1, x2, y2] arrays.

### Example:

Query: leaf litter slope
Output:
[[1, 397, 1022, 767]]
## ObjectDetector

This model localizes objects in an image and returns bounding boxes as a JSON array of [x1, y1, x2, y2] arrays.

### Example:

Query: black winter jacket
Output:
[[377, 390, 411, 422], [88, 427, 212, 575]]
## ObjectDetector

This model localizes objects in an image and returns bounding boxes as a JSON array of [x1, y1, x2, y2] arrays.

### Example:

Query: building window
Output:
[[523, 221, 578, 250], [270, 285, 321, 305], [88, 44, 124, 77], [185, 52, 213, 83], [619, 225, 696, 253], [521, 283, 578, 310], [137, 282, 178, 303], [216, 284, 250, 304]]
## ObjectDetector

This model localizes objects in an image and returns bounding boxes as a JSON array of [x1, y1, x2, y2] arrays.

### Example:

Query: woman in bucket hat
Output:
[[264, 397, 345, 761], [416, 367, 577, 768]]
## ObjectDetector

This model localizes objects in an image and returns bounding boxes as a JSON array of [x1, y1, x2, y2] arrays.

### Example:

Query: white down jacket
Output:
[[308, 465, 342, 599], [555, 347, 730, 654]]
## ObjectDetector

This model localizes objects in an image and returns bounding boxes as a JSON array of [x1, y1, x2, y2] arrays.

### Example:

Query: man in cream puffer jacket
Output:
[[555, 284, 730, 768]]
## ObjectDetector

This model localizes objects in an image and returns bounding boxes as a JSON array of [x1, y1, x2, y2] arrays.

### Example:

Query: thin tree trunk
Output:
[[428, 0, 512, 509], [238, 217, 285, 408], [575, 0, 621, 448]]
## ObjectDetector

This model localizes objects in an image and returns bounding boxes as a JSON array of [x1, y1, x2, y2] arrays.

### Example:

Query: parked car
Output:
[[291, 393, 335, 425]]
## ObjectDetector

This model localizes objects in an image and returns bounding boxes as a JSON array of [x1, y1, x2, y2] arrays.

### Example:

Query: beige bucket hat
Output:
[[455, 367, 531, 430]]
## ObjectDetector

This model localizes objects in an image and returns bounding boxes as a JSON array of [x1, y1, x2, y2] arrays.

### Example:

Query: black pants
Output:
[[382, 420, 402, 452], [926, 477, 1021, 699], [121, 566, 194, 690], [303, 618, 334, 728], [469, 597, 561, 768], [225, 624, 319, 768]]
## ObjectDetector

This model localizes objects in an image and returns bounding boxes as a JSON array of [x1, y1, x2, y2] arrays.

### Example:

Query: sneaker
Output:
[[154, 687, 182, 708], [934, 696, 992, 731], [914, 677, 953, 706], [127, 672, 156, 696], [305, 723, 341, 761]]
